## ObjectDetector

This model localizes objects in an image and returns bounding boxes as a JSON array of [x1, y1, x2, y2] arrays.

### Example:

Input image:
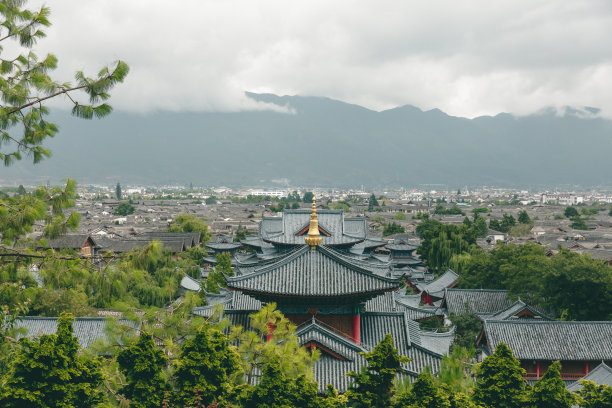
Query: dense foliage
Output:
[[434, 205, 465, 215], [113, 201, 135, 215], [450, 242, 612, 320], [383, 221, 406, 237], [416, 219, 477, 271], [346, 334, 409, 408], [0, 313, 104, 408]]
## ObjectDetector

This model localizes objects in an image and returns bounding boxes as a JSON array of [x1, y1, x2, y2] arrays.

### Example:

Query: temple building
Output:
[[477, 319, 612, 384], [196, 198, 450, 392]]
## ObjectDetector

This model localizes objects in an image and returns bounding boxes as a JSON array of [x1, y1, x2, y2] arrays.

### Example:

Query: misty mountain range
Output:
[[3, 92, 612, 188]]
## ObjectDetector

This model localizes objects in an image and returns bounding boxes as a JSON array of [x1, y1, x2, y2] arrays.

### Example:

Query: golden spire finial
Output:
[[304, 196, 322, 249]]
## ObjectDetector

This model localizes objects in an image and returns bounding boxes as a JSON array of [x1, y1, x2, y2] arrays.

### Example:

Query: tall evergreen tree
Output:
[[528, 361, 574, 408], [517, 210, 531, 224], [302, 191, 314, 203], [0, 313, 105, 408], [115, 182, 122, 200], [241, 357, 319, 408], [473, 343, 528, 408], [116, 332, 169, 408], [395, 370, 451, 408], [346, 333, 410, 408], [173, 327, 241, 406]]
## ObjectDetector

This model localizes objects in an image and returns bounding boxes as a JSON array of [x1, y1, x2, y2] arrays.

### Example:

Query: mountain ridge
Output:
[[2, 93, 611, 188]]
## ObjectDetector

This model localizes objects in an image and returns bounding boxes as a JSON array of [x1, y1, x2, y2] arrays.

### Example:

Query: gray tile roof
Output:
[[14, 317, 137, 349], [240, 236, 276, 249], [386, 242, 418, 251], [259, 210, 366, 246], [419, 328, 455, 356], [481, 320, 612, 361], [206, 239, 242, 251], [475, 300, 550, 321], [361, 312, 443, 376], [365, 292, 439, 321], [40, 234, 94, 249], [443, 289, 513, 316], [220, 311, 442, 393], [417, 270, 459, 297], [180, 275, 201, 292], [566, 362, 612, 392], [226, 245, 402, 299], [138, 231, 201, 247]]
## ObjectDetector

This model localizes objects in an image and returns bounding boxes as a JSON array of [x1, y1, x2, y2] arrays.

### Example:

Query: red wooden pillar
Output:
[[266, 323, 274, 342], [585, 362, 589, 375], [536, 362, 540, 379], [353, 306, 361, 345]]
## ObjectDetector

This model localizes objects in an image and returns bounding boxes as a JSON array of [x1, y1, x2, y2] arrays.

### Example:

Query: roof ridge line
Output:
[[317, 245, 402, 283]]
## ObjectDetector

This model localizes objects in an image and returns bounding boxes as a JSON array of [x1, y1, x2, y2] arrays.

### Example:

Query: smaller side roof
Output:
[[443, 288, 513, 316], [480, 320, 612, 361], [567, 362, 612, 392], [417, 269, 459, 296]]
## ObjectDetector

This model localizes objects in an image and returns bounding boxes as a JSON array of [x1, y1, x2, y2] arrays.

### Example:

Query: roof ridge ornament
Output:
[[304, 196, 323, 249]]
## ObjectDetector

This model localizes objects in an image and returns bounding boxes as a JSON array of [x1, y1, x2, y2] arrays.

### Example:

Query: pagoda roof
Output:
[[259, 209, 367, 246], [206, 241, 242, 251], [219, 310, 443, 393], [386, 242, 418, 251], [226, 245, 402, 301]]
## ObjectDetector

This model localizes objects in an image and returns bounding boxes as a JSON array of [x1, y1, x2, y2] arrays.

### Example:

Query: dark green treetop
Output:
[[173, 327, 241, 406], [575, 380, 612, 408], [0, 312, 105, 408], [303, 191, 314, 203], [472, 343, 528, 408], [241, 357, 320, 408], [116, 331, 169, 408], [528, 361, 575, 408], [564, 206, 579, 218], [517, 210, 531, 224], [394, 370, 451, 408], [346, 333, 410, 408], [113, 201, 134, 216]]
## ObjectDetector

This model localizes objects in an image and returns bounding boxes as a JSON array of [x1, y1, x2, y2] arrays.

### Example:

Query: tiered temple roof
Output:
[[226, 245, 402, 303], [203, 200, 446, 391]]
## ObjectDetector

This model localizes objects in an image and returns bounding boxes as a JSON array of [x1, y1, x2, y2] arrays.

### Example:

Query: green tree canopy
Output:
[[113, 201, 134, 216], [517, 210, 531, 224], [116, 331, 169, 408], [346, 333, 410, 408], [241, 357, 320, 408], [564, 206, 579, 218], [575, 380, 612, 408], [472, 343, 528, 408], [303, 191, 314, 203], [395, 370, 451, 408], [167, 212, 212, 243], [383, 221, 405, 237], [528, 361, 575, 408], [0, 313, 105, 408], [173, 327, 241, 406]]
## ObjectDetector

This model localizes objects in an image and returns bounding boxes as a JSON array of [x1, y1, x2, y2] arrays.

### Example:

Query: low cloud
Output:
[[24, 0, 612, 118]]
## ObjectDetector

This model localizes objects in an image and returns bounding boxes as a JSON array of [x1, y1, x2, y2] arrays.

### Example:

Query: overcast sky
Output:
[[26, 1, 612, 118]]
